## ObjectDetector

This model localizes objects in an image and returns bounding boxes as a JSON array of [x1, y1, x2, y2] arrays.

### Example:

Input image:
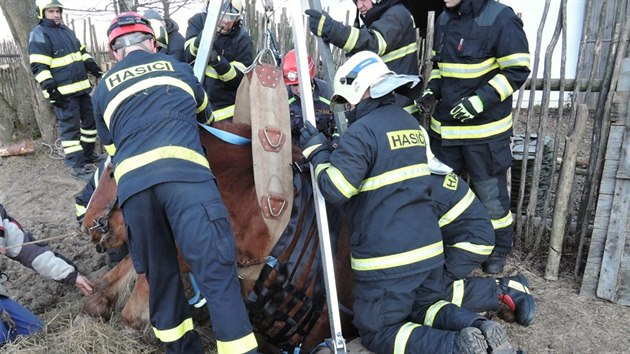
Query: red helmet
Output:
[[282, 49, 314, 85], [107, 12, 154, 50]]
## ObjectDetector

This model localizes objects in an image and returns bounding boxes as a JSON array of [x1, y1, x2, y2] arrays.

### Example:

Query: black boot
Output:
[[497, 274, 536, 326], [482, 251, 507, 274], [452, 327, 488, 354], [472, 320, 516, 354]]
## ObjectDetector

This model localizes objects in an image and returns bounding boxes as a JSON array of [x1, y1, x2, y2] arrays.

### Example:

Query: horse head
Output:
[[81, 159, 126, 251]]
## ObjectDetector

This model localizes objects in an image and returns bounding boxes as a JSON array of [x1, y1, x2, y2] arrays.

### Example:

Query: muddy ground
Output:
[[1, 139, 629, 353]]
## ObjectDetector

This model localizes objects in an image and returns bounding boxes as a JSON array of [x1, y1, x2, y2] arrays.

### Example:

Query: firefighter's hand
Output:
[[300, 120, 332, 163], [450, 95, 484, 122], [75, 274, 94, 296], [0, 246, 6, 255], [208, 49, 220, 66], [47, 85, 63, 101], [418, 89, 437, 115], [305, 9, 333, 38]]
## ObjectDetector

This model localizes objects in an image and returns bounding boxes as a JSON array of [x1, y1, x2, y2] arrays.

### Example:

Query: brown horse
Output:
[[81, 121, 356, 351]]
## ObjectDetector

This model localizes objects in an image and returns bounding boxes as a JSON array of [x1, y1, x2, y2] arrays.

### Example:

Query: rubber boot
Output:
[[497, 274, 536, 326], [482, 251, 507, 274], [472, 320, 516, 354], [452, 327, 488, 354]]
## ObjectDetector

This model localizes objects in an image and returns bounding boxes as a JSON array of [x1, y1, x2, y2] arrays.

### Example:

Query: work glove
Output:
[[450, 95, 484, 122], [300, 120, 332, 164], [86, 61, 103, 79], [305, 9, 334, 39], [417, 89, 437, 116], [46, 84, 67, 107], [208, 49, 220, 66]]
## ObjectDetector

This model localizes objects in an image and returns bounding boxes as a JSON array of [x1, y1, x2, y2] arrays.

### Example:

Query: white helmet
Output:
[[331, 51, 393, 110], [331, 51, 420, 111]]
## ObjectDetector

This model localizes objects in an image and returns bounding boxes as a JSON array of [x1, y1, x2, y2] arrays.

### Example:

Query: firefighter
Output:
[[0, 203, 93, 345], [429, 172, 536, 326], [299, 50, 517, 354], [184, 0, 253, 123], [281, 49, 336, 144], [305, 0, 421, 117], [143, 9, 185, 62], [28, 0, 103, 181], [91, 12, 257, 353], [419, 0, 531, 274]]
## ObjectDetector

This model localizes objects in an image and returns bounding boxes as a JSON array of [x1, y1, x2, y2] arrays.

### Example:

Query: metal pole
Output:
[[306, 0, 348, 134], [290, 2, 347, 353], [193, 1, 225, 82]]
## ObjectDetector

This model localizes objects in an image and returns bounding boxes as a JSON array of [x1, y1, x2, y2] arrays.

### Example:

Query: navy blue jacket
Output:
[[184, 13, 253, 122], [91, 50, 212, 204], [427, 0, 530, 145], [288, 78, 333, 140], [310, 96, 443, 281], [29, 18, 99, 97], [163, 18, 185, 61], [429, 173, 494, 255]]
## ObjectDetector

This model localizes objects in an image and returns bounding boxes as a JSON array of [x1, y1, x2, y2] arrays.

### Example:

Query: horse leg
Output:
[[121, 273, 151, 333], [82, 255, 137, 319]]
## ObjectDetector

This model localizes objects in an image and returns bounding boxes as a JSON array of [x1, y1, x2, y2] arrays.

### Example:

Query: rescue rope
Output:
[[4, 231, 79, 250]]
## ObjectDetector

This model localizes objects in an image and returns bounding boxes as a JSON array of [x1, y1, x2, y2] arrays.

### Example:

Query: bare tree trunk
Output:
[[0, 93, 16, 143], [0, 0, 56, 144]]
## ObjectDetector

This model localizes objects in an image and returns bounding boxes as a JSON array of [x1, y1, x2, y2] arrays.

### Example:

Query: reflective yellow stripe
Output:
[[431, 50, 437, 56], [317, 16, 326, 37], [211, 105, 235, 122], [381, 43, 416, 64], [82, 53, 93, 61], [104, 76, 196, 128], [360, 164, 430, 192], [80, 136, 97, 143], [220, 66, 237, 81], [497, 52, 531, 69], [196, 93, 208, 114], [451, 280, 464, 306], [508, 279, 530, 294], [447, 242, 494, 256], [81, 128, 97, 136], [184, 37, 197, 54], [394, 322, 421, 354], [205, 66, 220, 79], [104, 144, 116, 156], [302, 143, 323, 159], [232, 61, 246, 72], [430, 114, 512, 140], [343, 27, 360, 52], [58, 79, 91, 95], [438, 58, 499, 79], [29, 54, 52, 65], [35, 70, 52, 83], [114, 146, 209, 182], [152, 318, 194, 342], [50, 51, 83, 68], [488, 73, 513, 101], [75, 203, 86, 218], [424, 300, 450, 326], [319, 96, 331, 105], [351, 240, 443, 271], [314, 162, 330, 179], [216, 332, 258, 354], [373, 30, 386, 56], [324, 165, 357, 198], [491, 211, 513, 230], [62, 140, 83, 154], [288, 96, 297, 104], [404, 104, 419, 114], [439, 189, 475, 227], [429, 69, 441, 81]]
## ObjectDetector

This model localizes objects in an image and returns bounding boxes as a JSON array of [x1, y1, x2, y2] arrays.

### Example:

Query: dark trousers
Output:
[[430, 138, 514, 255], [54, 93, 96, 167], [443, 276, 500, 314], [353, 268, 484, 354], [121, 179, 255, 354]]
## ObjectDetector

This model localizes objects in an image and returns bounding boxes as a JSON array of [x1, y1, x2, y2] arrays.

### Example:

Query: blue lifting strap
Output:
[[198, 123, 251, 145], [187, 274, 206, 308]]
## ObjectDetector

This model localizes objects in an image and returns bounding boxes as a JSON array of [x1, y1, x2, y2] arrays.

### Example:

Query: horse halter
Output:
[[87, 195, 118, 249]]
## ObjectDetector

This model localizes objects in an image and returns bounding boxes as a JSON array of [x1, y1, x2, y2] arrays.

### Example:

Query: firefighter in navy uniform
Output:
[[420, 0, 531, 274], [29, 0, 103, 181], [282, 49, 336, 145], [143, 9, 186, 62], [184, 0, 253, 123], [91, 13, 257, 354], [300, 50, 517, 354], [305, 0, 421, 117], [428, 171, 536, 326]]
